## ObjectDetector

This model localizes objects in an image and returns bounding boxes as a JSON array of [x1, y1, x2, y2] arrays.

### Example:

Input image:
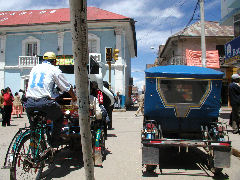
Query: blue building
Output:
[[0, 7, 137, 107]]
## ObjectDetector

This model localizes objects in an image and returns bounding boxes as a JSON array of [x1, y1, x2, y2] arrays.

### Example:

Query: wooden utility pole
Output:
[[69, 0, 94, 179], [200, 0, 206, 67]]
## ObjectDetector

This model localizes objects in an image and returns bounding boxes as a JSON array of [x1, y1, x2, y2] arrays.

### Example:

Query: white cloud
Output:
[[135, 80, 145, 90], [100, 0, 183, 19], [131, 68, 145, 73], [0, 0, 69, 11], [0, 0, 31, 11], [136, 29, 172, 51], [132, 73, 145, 90]]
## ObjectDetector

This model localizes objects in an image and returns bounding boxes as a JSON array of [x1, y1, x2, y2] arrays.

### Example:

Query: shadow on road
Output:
[[126, 106, 138, 111], [107, 133, 117, 137], [40, 145, 111, 179], [142, 147, 229, 179], [41, 148, 84, 179]]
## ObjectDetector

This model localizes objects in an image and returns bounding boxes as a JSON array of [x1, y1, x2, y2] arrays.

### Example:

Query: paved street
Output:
[[0, 108, 240, 180]]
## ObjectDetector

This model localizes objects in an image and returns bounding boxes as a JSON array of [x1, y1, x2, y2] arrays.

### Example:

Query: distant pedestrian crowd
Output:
[[0, 87, 27, 127]]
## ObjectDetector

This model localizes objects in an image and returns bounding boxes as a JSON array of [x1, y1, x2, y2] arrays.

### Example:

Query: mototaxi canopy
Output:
[[145, 65, 224, 79]]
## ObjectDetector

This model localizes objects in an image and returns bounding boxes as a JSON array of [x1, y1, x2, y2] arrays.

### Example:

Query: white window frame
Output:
[[88, 33, 100, 53], [22, 36, 40, 56]]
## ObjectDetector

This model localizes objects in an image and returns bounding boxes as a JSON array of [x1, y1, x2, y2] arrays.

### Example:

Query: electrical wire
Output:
[[185, 0, 200, 28]]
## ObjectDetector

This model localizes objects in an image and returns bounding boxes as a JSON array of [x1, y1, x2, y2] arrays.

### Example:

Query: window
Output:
[[160, 79, 209, 104], [26, 42, 37, 56], [88, 33, 100, 53], [216, 45, 225, 57], [22, 36, 40, 56], [88, 39, 97, 53]]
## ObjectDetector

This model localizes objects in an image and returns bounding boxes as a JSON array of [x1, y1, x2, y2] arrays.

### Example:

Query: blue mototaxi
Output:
[[142, 65, 231, 174]]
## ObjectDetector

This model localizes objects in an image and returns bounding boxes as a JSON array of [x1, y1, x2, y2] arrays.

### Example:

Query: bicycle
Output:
[[3, 103, 107, 179], [3, 110, 54, 180]]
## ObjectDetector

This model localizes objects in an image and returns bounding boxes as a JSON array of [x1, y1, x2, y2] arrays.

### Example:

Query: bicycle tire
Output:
[[10, 134, 47, 180]]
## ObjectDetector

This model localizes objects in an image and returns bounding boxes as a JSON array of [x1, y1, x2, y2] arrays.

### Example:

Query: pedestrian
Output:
[[12, 92, 23, 118], [135, 90, 145, 117], [2, 87, 14, 126], [114, 92, 121, 109], [21, 90, 27, 112], [228, 74, 240, 134], [0, 89, 4, 120]]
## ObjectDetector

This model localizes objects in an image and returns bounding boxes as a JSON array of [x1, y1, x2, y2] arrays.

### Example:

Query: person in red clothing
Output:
[[2, 87, 14, 126]]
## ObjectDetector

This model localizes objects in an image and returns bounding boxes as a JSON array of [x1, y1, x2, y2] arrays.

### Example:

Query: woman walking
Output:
[[2, 87, 14, 126], [0, 89, 4, 121], [12, 92, 23, 118]]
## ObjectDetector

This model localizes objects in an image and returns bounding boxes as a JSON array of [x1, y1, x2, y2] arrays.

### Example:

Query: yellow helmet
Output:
[[43, 52, 56, 60]]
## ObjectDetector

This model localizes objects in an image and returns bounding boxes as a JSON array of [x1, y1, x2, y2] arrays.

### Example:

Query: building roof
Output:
[[160, 21, 234, 58], [0, 7, 130, 26], [173, 21, 233, 37]]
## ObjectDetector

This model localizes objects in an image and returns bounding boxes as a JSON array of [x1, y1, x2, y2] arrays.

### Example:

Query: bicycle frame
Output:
[[3, 114, 50, 169]]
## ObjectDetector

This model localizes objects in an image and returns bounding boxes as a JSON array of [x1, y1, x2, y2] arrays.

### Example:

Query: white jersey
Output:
[[26, 62, 71, 99]]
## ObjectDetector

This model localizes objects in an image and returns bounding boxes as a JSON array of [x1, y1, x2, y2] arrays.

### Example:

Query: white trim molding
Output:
[[57, 31, 64, 55], [22, 36, 40, 56], [88, 33, 100, 53], [0, 34, 6, 89]]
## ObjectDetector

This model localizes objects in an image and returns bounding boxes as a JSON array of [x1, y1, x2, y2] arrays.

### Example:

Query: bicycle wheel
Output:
[[10, 134, 47, 180]]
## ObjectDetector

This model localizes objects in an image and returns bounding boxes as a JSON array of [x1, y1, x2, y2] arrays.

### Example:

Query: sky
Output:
[[0, 0, 222, 90]]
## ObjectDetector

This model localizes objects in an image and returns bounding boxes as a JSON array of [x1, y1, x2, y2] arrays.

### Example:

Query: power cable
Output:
[[185, 0, 200, 28]]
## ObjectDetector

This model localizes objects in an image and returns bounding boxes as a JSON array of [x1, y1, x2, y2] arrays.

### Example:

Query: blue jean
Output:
[[25, 97, 64, 138]]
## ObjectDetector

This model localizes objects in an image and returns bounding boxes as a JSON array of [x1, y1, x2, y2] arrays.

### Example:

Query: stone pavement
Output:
[[0, 108, 240, 179]]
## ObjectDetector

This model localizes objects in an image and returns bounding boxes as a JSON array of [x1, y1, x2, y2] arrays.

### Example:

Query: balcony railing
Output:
[[19, 53, 102, 68], [170, 56, 186, 65], [161, 56, 226, 67], [19, 56, 39, 67]]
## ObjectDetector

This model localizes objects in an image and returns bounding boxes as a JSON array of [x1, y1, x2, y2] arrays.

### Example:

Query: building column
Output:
[[114, 28, 124, 94], [0, 34, 6, 90], [57, 31, 64, 55]]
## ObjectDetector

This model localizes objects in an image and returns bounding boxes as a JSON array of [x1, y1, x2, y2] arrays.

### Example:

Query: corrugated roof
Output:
[[0, 7, 130, 26], [173, 21, 234, 37]]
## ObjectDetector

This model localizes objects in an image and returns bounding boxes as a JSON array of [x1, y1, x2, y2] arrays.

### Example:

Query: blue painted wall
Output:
[[5, 70, 21, 94], [3, 26, 131, 97], [5, 35, 23, 66], [63, 32, 73, 55], [39, 33, 58, 55]]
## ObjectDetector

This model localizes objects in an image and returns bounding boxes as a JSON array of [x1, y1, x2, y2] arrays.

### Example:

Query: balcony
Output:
[[170, 56, 186, 65], [160, 56, 226, 67], [19, 53, 101, 68], [19, 56, 39, 68]]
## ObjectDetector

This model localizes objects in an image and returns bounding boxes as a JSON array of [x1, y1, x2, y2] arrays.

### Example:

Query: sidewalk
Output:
[[219, 106, 240, 158]]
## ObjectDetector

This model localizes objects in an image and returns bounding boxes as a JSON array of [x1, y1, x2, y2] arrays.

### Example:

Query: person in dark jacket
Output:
[[229, 74, 240, 134]]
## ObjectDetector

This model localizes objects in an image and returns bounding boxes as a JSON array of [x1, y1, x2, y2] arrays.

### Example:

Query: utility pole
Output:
[[108, 61, 112, 90], [69, 0, 94, 180], [200, 0, 206, 67]]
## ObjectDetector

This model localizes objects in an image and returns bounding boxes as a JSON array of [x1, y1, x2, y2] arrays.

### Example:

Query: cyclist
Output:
[[25, 52, 76, 147]]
